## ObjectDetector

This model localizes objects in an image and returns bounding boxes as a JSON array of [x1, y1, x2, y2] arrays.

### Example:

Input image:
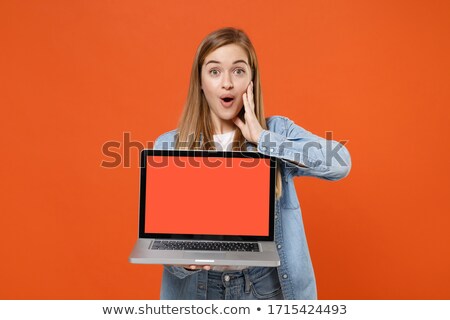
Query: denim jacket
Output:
[[153, 115, 352, 299]]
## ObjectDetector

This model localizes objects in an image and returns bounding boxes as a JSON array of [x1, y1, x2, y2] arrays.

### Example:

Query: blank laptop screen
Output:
[[144, 154, 272, 237]]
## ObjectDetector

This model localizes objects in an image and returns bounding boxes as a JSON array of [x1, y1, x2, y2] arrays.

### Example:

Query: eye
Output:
[[209, 69, 220, 76], [234, 68, 246, 75]]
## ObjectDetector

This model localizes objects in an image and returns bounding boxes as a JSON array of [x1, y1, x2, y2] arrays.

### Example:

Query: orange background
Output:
[[0, 0, 449, 299]]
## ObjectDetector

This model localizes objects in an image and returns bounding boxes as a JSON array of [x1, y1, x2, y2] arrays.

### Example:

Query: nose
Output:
[[221, 72, 234, 89]]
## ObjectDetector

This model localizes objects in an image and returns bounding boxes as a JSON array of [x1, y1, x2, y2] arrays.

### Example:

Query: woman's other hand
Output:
[[181, 265, 211, 271], [232, 81, 264, 144]]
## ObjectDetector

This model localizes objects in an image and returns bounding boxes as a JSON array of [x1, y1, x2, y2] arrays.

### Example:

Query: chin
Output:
[[221, 110, 240, 119], [218, 115, 236, 122]]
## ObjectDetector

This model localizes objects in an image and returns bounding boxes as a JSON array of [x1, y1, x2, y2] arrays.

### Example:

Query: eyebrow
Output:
[[205, 59, 249, 66]]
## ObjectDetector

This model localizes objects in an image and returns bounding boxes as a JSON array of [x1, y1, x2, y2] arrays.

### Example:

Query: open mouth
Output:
[[220, 95, 235, 107]]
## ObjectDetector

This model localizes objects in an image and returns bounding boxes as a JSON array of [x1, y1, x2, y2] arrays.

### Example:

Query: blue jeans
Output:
[[206, 267, 284, 300]]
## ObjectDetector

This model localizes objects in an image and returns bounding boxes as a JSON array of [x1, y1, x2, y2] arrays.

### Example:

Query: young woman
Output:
[[154, 27, 351, 300]]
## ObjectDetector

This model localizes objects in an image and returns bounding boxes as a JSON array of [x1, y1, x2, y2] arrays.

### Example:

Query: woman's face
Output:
[[201, 44, 252, 134]]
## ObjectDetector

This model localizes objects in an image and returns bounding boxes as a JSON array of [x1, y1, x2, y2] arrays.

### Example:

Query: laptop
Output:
[[128, 149, 280, 267]]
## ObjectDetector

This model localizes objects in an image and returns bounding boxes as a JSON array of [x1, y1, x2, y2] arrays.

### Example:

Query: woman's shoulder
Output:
[[265, 115, 292, 133], [153, 129, 178, 149], [155, 129, 178, 140]]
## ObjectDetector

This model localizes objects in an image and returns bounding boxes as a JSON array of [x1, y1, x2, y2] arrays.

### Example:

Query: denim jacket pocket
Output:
[[164, 265, 200, 279], [250, 268, 283, 299]]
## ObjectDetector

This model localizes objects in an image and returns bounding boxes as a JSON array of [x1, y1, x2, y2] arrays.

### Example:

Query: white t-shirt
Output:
[[211, 129, 247, 271], [213, 129, 236, 151]]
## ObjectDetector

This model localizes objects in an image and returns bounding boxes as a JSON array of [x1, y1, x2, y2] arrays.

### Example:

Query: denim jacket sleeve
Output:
[[259, 116, 351, 180]]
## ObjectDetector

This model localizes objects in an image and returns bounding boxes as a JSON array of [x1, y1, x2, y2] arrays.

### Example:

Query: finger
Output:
[[182, 265, 194, 271], [244, 87, 255, 115], [188, 265, 203, 270], [242, 92, 250, 113], [186, 264, 211, 271], [247, 81, 253, 98], [248, 81, 255, 112]]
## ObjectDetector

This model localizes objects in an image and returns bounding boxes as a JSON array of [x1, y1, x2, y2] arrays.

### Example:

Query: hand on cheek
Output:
[[232, 81, 264, 144]]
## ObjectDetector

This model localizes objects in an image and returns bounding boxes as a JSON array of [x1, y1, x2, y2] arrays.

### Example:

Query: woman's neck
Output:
[[213, 121, 236, 135]]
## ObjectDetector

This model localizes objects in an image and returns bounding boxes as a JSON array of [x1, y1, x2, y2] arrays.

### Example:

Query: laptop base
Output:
[[129, 239, 280, 267]]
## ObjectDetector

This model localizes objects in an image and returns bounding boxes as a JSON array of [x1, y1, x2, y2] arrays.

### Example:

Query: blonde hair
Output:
[[175, 27, 282, 199]]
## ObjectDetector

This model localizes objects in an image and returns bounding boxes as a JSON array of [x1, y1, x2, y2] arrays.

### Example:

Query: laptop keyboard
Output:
[[151, 240, 260, 252]]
